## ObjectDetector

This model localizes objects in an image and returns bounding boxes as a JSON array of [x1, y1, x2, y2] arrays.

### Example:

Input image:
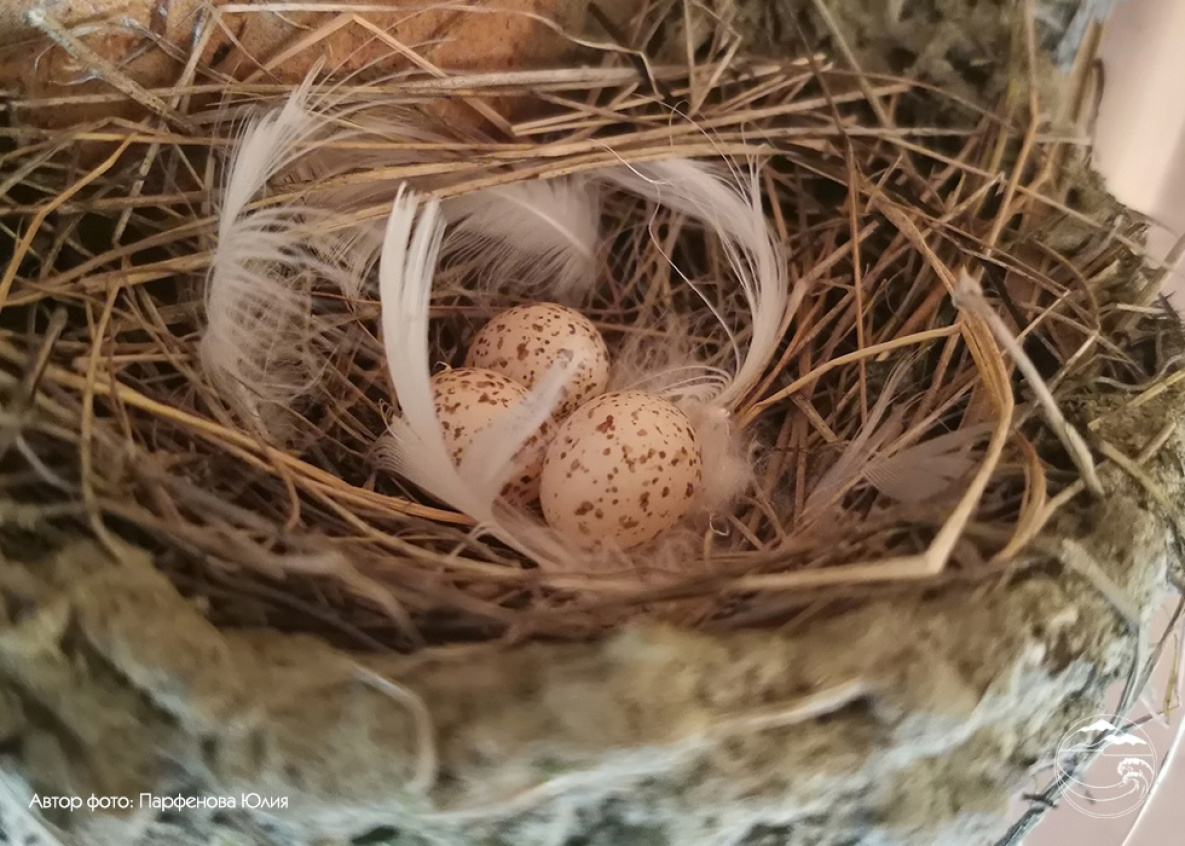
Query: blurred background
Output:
[[1092, 0, 1185, 301], [1025, 0, 1185, 843]]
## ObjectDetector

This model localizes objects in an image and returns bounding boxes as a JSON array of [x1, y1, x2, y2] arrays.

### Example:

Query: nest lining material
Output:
[[0, 52, 1166, 644], [1, 2, 1183, 846], [0, 44, 1162, 647]]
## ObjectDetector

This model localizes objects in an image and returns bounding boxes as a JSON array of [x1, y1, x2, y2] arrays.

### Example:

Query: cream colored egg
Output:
[[465, 303, 610, 420], [540, 391, 702, 549], [430, 368, 552, 504]]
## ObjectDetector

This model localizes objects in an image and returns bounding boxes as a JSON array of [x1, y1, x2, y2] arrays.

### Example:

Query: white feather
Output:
[[203, 75, 447, 432], [202, 74, 345, 432], [596, 159, 798, 513], [307, 219, 387, 299], [607, 319, 732, 402], [378, 190, 469, 510], [459, 363, 577, 501], [685, 403, 756, 514], [441, 179, 601, 302], [599, 159, 797, 409], [378, 187, 582, 558]]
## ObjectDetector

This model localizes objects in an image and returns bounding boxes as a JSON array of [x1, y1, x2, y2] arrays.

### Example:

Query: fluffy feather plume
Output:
[[203, 69, 459, 435], [285, 106, 450, 213], [378, 187, 581, 557], [441, 178, 601, 302], [307, 220, 387, 299], [607, 315, 733, 403], [202, 75, 350, 435], [600, 159, 796, 409], [599, 159, 796, 512]]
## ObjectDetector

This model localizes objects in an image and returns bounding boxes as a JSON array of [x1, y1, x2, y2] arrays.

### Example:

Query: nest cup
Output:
[[0, 3, 1183, 846]]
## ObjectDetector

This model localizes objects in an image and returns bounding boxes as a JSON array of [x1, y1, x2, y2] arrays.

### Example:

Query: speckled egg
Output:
[[430, 367, 552, 504], [540, 391, 702, 549], [465, 303, 610, 420]]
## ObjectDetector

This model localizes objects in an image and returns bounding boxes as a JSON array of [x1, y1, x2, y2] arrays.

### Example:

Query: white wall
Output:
[[1025, 2, 1185, 844], [1093, 0, 1185, 301]]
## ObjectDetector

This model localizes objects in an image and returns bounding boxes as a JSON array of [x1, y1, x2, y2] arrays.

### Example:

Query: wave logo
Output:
[[1054, 715, 1159, 818]]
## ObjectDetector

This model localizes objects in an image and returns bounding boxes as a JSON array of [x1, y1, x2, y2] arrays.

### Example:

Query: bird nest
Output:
[[0, 27, 1167, 645], [1, 3, 1183, 845]]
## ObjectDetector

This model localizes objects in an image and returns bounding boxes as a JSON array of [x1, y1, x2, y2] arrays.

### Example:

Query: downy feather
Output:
[[607, 315, 732, 402], [598, 159, 797, 512], [599, 158, 797, 409], [203, 74, 348, 433], [441, 178, 601, 303], [806, 359, 989, 512], [285, 106, 452, 214], [204, 76, 443, 433], [307, 219, 387, 299]]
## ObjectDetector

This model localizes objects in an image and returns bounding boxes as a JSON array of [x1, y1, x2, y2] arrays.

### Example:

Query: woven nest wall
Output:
[[1, 2, 1183, 846]]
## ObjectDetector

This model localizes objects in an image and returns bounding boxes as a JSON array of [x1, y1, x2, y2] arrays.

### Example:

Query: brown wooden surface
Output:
[[0, 0, 598, 128]]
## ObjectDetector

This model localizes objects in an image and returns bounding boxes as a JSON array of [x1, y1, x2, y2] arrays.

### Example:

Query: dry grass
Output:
[[0, 2, 1178, 655]]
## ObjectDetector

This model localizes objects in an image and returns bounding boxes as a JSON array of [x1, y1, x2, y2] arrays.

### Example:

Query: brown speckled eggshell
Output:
[[430, 367, 551, 504], [465, 303, 610, 420], [540, 391, 702, 549]]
